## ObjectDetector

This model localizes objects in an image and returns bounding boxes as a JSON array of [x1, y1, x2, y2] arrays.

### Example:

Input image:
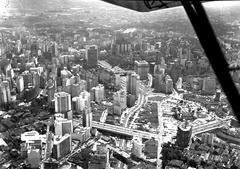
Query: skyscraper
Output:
[[83, 107, 92, 128], [113, 90, 127, 115], [16, 76, 24, 93], [176, 121, 192, 148], [86, 45, 98, 68], [48, 83, 55, 105], [52, 134, 72, 160], [134, 60, 149, 80], [127, 73, 140, 96], [78, 91, 92, 127], [22, 71, 33, 88], [0, 80, 11, 104], [54, 118, 73, 137], [166, 76, 173, 94], [54, 92, 71, 113], [93, 84, 105, 103]]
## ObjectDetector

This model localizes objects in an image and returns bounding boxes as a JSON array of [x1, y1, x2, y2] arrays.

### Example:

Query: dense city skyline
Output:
[[0, 1, 240, 169]]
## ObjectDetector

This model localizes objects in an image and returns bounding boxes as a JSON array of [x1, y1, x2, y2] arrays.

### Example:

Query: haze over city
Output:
[[0, 1, 240, 169]]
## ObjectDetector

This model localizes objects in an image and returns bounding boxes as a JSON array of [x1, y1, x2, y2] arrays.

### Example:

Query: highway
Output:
[[123, 93, 145, 127], [119, 89, 145, 168], [117, 77, 151, 168], [92, 121, 158, 139], [155, 96, 172, 169], [192, 117, 231, 135]]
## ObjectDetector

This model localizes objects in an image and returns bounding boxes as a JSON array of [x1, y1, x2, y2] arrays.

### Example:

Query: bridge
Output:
[[92, 121, 158, 139], [192, 117, 231, 135]]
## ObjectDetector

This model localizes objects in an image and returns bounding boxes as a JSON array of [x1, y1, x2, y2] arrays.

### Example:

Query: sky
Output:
[[204, 1, 240, 8]]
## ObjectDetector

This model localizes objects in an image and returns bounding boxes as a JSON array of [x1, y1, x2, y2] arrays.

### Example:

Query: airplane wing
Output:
[[101, 0, 208, 12]]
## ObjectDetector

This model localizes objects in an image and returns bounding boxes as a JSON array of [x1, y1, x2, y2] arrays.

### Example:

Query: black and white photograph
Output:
[[0, 0, 240, 169]]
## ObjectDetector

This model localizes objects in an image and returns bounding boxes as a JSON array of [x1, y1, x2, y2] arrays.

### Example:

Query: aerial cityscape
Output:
[[0, 0, 240, 169]]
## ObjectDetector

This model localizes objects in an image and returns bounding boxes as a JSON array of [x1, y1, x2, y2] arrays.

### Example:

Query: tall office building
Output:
[[83, 106, 92, 128], [52, 134, 71, 160], [71, 80, 87, 97], [149, 62, 155, 75], [93, 84, 105, 103], [16, 76, 24, 93], [0, 80, 11, 104], [77, 91, 92, 127], [134, 60, 149, 80], [127, 73, 140, 96], [32, 71, 40, 88], [86, 45, 98, 68], [48, 83, 55, 105], [166, 76, 173, 94], [79, 90, 91, 108], [202, 77, 216, 95], [62, 78, 71, 94], [54, 118, 73, 136], [22, 71, 33, 88], [176, 121, 192, 148], [72, 96, 84, 112], [113, 90, 127, 115], [30, 41, 38, 57], [127, 94, 137, 108], [114, 74, 121, 90], [54, 92, 71, 113], [79, 79, 87, 92]]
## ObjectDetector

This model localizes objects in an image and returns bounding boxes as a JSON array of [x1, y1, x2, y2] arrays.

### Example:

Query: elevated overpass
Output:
[[192, 117, 231, 135], [92, 121, 158, 139]]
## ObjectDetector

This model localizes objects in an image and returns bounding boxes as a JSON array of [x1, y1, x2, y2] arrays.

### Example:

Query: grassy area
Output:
[[136, 102, 159, 130]]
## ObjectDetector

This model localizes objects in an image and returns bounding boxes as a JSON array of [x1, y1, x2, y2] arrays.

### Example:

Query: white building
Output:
[[93, 84, 105, 103], [16, 76, 24, 92], [54, 118, 73, 137], [52, 134, 72, 160], [54, 92, 72, 113]]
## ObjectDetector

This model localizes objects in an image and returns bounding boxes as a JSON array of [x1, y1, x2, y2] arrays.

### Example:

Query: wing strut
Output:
[[180, 0, 240, 121]]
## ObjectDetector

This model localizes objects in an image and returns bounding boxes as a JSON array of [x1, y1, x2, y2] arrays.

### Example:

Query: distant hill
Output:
[[2, 0, 240, 34]]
